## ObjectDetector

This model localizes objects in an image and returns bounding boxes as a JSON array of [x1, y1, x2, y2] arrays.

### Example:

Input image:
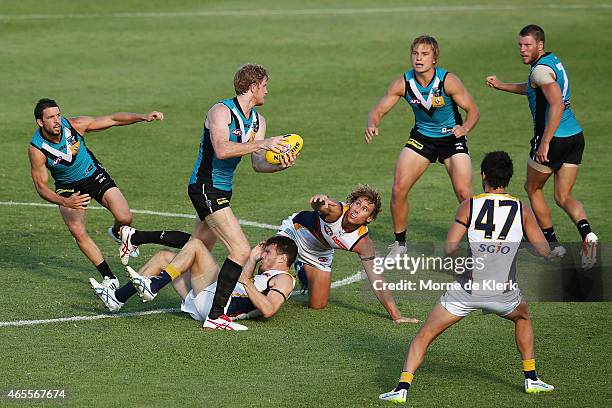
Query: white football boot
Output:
[[379, 388, 407, 404], [581, 232, 598, 270], [385, 241, 407, 262], [90, 278, 123, 312], [525, 377, 555, 393], [203, 314, 248, 331], [126, 266, 156, 302], [101, 275, 120, 291], [109, 226, 139, 262], [119, 226, 140, 265]]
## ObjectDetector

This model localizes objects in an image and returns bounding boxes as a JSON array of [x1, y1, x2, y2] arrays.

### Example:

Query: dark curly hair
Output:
[[481, 151, 513, 189]]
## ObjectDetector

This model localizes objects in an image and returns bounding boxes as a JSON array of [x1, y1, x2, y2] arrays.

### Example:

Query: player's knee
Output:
[[308, 298, 328, 310], [114, 211, 132, 226], [67, 223, 89, 242], [392, 183, 408, 199], [185, 238, 206, 252], [554, 192, 569, 208], [230, 242, 250, 264]]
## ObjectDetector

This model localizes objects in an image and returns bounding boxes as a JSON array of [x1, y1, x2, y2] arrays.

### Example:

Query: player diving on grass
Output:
[[379, 151, 557, 404], [28, 98, 163, 290], [90, 235, 298, 330], [277, 185, 419, 323]]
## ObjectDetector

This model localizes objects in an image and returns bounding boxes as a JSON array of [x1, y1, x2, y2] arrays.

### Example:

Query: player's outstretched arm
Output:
[[28, 146, 90, 209], [445, 73, 480, 138], [309, 195, 342, 221], [355, 237, 419, 323], [69, 111, 163, 133], [251, 115, 297, 172], [485, 75, 527, 95], [522, 203, 552, 258], [364, 77, 404, 144]]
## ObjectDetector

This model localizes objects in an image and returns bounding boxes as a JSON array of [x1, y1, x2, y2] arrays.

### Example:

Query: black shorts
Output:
[[188, 183, 232, 220], [405, 132, 469, 163], [529, 132, 584, 170], [55, 167, 117, 205]]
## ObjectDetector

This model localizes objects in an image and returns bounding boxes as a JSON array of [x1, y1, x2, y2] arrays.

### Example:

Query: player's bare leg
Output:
[[403, 303, 463, 373], [553, 165, 586, 222], [192, 216, 218, 251], [524, 164, 554, 229], [59, 206, 104, 265], [388, 148, 430, 257], [304, 264, 332, 310], [101, 187, 132, 230], [502, 301, 554, 393], [444, 153, 473, 203]]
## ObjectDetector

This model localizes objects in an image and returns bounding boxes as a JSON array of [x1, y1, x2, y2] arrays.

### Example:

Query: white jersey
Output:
[[461, 193, 524, 296], [278, 203, 369, 272], [226, 269, 295, 316]]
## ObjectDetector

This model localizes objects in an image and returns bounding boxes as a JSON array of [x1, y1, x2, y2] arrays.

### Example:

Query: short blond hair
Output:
[[234, 63, 268, 95], [411, 35, 440, 61], [346, 184, 382, 221]]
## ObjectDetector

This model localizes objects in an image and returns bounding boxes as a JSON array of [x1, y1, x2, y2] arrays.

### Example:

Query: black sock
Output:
[[394, 382, 411, 392], [131, 230, 191, 249], [95, 260, 115, 279], [541, 227, 558, 243], [115, 282, 137, 303], [394, 230, 407, 244], [150, 271, 172, 294], [209, 258, 243, 319], [111, 226, 120, 239], [576, 219, 592, 241], [523, 370, 538, 381]]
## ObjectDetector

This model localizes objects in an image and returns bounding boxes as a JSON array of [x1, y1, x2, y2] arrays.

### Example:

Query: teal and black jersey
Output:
[[403, 67, 463, 138], [30, 117, 98, 185], [526, 52, 582, 138], [189, 97, 259, 191]]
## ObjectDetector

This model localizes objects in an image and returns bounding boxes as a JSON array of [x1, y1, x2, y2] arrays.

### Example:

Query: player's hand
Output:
[[278, 150, 298, 169], [261, 135, 289, 153], [393, 316, 420, 324], [249, 241, 266, 262], [62, 191, 91, 209], [145, 111, 164, 121], [452, 124, 468, 138], [486, 75, 503, 90], [310, 194, 333, 210], [364, 126, 379, 144], [535, 142, 549, 163]]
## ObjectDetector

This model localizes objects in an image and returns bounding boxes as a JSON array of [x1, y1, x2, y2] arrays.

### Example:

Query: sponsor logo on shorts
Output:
[[455, 142, 464, 150], [324, 225, 333, 236], [406, 138, 424, 150], [56, 188, 75, 195], [217, 198, 229, 205]]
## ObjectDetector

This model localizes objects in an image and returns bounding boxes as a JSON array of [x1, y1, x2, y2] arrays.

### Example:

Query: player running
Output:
[[486, 24, 597, 269], [91, 236, 297, 330], [28, 98, 163, 289], [365, 35, 480, 260], [379, 151, 557, 403], [277, 185, 418, 323]]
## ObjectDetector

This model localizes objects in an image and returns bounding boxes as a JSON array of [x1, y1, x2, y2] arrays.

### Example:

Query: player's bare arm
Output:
[[522, 203, 553, 258], [444, 199, 470, 256], [535, 82, 564, 163], [486, 75, 528, 95], [251, 115, 297, 172], [69, 111, 164, 134], [28, 145, 90, 209], [365, 77, 404, 144], [444, 73, 480, 138], [241, 274, 293, 318], [354, 237, 419, 323], [309, 195, 342, 220], [208, 104, 286, 160]]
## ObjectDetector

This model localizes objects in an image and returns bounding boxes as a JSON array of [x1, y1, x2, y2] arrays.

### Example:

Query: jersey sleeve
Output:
[[530, 65, 556, 87]]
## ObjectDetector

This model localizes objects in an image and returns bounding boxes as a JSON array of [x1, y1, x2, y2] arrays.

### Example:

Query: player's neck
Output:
[[414, 68, 435, 87], [40, 127, 61, 143], [235, 94, 254, 118], [484, 187, 507, 194]]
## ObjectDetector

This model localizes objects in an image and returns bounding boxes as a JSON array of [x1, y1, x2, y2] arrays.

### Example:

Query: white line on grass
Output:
[[0, 201, 278, 231], [0, 201, 367, 327], [1, 4, 611, 20]]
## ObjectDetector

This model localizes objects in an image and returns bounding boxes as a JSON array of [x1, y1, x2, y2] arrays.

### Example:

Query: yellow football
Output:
[[265, 134, 303, 164]]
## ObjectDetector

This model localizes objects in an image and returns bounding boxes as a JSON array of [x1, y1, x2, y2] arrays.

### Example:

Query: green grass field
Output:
[[1, 1, 611, 406]]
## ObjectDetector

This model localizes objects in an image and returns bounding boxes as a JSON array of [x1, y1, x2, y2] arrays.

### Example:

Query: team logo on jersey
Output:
[[324, 225, 333, 236], [318, 257, 328, 263], [431, 87, 445, 107], [409, 98, 421, 105]]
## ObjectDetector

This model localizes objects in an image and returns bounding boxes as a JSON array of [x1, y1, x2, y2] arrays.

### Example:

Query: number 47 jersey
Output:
[[466, 193, 524, 294]]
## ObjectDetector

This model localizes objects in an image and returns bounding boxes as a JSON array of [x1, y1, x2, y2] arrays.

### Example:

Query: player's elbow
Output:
[[261, 309, 276, 319]]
